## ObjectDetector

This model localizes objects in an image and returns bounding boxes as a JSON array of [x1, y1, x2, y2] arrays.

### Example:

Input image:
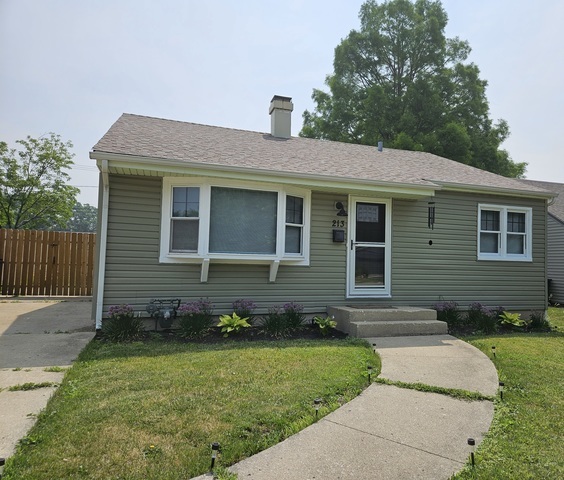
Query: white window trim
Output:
[[477, 204, 532, 262], [160, 177, 311, 272]]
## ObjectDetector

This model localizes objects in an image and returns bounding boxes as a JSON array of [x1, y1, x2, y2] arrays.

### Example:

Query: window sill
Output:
[[477, 255, 532, 262], [159, 255, 309, 282]]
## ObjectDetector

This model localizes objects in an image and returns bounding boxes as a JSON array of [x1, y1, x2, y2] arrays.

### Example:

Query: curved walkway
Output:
[[195, 334, 498, 480]]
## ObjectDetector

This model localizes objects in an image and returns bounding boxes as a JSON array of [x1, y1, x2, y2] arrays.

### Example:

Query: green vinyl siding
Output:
[[391, 191, 547, 310], [547, 215, 564, 303], [102, 174, 548, 317], [102, 175, 348, 315]]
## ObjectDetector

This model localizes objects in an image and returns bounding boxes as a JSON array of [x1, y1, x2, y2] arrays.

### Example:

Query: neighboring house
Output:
[[520, 179, 564, 304], [90, 96, 555, 327]]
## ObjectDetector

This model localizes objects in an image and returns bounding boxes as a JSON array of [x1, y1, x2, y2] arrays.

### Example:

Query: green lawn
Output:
[[4, 309, 563, 479], [453, 307, 564, 479], [3, 338, 376, 480]]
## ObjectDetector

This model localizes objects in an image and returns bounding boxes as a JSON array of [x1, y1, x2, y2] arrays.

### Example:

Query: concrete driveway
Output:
[[0, 298, 95, 459]]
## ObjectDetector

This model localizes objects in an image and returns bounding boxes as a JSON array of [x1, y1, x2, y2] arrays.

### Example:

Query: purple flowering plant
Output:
[[467, 302, 502, 333], [282, 301, 306, 330], [432, 301, 461, 326], [108, 304, 135, 320], [177, 298, 214, 338], [232, 299, 257, 324], [104, 304, 143, 341], [177, 298, 214, 317]]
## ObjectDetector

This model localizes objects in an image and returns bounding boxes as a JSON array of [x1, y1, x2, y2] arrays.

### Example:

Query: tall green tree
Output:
[[0, 134, 79, 229], [301, 0, 526, 178], [41, 202, 98, 232]]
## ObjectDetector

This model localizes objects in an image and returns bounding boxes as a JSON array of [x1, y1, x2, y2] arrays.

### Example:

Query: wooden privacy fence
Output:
[[0, 229, 96, 296]]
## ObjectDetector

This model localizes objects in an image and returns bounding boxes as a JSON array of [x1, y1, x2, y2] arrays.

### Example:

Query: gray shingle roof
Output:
[[520, 179, 564, 221], [93, 113, 551, 196]]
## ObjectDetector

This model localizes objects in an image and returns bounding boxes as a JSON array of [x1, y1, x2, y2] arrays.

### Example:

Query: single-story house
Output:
[[520, 179, 564, 304], [90, 95, 555, 328]]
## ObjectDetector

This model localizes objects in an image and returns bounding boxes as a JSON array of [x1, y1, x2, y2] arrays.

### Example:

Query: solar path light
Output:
[[314, 398, 322, 419], [210, 442, 220, 472], [467, 438, 476, 467]]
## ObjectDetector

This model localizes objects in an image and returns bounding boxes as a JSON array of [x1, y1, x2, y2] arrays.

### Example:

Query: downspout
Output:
[[95, 160, 110, 329]]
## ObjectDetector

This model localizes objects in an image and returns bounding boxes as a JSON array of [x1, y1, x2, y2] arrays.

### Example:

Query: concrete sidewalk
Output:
[[0, 299, 95, 459], [195, 335, 498, 480]]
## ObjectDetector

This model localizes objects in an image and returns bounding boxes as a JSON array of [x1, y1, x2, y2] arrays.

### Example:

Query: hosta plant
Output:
[[217, 313, 251, 337], [313, 315, 337, 336]]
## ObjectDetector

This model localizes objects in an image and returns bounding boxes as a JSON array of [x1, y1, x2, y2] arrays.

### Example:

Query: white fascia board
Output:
[[90, 151, 439, 199], [430, 180, 556, 200]]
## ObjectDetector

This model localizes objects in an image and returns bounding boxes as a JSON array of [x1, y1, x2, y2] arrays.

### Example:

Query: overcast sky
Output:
[[1, 0, 563, 206]]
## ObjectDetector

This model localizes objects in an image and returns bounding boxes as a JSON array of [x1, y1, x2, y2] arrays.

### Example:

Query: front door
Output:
[[347, 197, 391, 297]]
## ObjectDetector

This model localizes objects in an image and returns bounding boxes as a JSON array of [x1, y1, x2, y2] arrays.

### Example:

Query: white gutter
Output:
[[427, 179, 557, 200], [89, 151, 439, 199], [94, 159, 110, 329]]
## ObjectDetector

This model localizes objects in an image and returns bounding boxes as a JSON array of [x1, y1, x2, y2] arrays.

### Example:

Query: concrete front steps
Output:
[[327, 306, 447, 338]]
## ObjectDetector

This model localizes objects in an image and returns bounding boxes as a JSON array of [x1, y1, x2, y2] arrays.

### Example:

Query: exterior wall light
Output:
[[428, 202, 436, 229], [335, 201, 348, 217]]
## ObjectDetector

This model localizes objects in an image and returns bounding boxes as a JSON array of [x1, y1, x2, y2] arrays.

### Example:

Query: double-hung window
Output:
[[171, 187, 200, 251], [285, 195, 304, 255], [478, 204, 532, 261], [161, 178, 310, 265]]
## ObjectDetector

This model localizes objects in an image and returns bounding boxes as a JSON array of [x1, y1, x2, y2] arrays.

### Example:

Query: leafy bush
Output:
[[177, 299, 214, 338], [103, 304, 144, 341], [313, 315, 337, 336], [432, 301, 462, 326], [232, 299, 257, 325], [217, 313, 251, 337], [466, 302, 503, 334]]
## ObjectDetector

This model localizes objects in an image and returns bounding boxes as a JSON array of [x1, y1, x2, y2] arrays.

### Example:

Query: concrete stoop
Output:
[[327, 306, 447, 337]]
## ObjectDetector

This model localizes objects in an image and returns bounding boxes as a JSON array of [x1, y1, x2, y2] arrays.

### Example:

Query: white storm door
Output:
[[347, 198, 391, 297]]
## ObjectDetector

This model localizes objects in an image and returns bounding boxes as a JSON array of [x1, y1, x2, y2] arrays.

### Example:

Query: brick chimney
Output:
[[269, 95, 293, 138]]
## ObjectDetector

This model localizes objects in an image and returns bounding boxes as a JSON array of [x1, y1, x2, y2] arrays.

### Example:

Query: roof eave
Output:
[[90, 150, 440, 199], [429, 179, 556, 200]]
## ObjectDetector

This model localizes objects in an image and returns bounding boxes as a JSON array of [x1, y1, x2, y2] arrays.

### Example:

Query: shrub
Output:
[[260, 306, 288, 338], [177, 298, 214, 338], [282, 301, 306, 331], [432, 301, 462, 326], [260, 302, 306, 337], [232, 299, 257, 325], [466, 302, 502, 334], [313, 315, 337, 336], [217, 313, 251, 337], [103, 304, 144, 341], [529, 310, 551, 331]]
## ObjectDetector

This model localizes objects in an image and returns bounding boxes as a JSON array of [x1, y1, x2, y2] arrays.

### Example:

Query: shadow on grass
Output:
[[77, 335, 373, 363]]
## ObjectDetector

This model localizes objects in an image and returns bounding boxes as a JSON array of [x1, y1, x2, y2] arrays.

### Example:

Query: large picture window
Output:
[[478, 204, 532, 261], [209, 187, 277, 254], [161, 178, 310, 266]]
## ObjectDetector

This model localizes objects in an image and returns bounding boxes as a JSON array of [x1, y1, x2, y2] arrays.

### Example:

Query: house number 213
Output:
[[332, 220, 346, 228]]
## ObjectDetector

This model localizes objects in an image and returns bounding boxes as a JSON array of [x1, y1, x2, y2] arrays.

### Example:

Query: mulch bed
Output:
[[154, 324, 348, 343], [96, 324, 349, 344]]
